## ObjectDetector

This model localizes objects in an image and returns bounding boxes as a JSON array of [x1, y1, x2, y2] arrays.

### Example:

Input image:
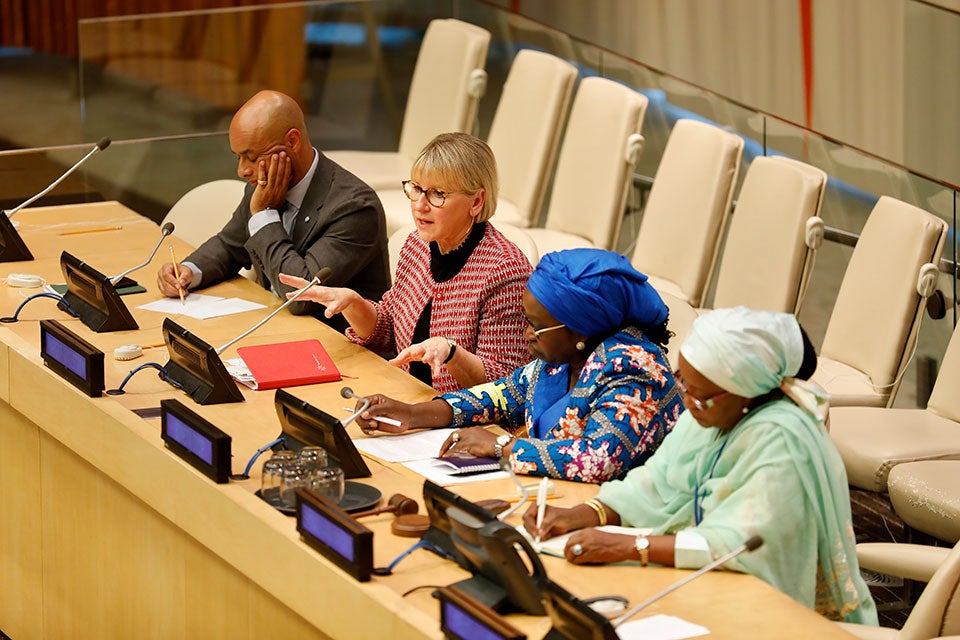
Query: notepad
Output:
[[430, 455, 502, 475], [232, 339, 341, 390]]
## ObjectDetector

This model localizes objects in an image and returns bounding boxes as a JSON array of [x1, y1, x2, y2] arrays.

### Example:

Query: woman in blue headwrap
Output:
[[524, 307, 877, 625], [354, 248, 684, 483]]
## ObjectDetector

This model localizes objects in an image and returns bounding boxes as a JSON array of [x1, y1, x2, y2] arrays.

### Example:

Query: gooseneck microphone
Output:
[[612, 534, 764, 627], [6, 137, 111, 218], [214, 266, 333, 355], [340, 387, 372, 427], [109, 222, 175, 285]]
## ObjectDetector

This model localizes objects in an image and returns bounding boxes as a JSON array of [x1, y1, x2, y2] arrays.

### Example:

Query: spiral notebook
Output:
[[431, 455, 501, 475]]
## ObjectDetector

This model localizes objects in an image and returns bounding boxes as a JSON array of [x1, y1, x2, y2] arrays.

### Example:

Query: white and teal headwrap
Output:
[[680, 307, 828, 421]]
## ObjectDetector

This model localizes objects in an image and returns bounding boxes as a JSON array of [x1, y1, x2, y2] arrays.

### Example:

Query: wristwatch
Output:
[[443, 338, 458, 364], [494, 433, 513, 458], [634, 534, 650, 566]]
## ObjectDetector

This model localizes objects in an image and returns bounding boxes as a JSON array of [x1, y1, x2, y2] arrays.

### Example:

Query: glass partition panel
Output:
[[66, 0, 959, 408]]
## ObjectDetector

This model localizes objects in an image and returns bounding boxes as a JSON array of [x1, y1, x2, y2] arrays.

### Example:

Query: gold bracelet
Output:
[[584, 498, 607, 527]]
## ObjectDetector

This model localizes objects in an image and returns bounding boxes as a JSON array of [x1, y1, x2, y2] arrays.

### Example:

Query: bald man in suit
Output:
[[157, 90, 390, 330]]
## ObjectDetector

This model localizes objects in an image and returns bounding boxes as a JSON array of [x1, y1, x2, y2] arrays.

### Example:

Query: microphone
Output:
[[214, 266, 333, 355], [109, 222, 175, 285], [496, 456, 530, 522], [6, 137, 111, 218], [611, 534, 764, 627], [340, 386, 371, 427]]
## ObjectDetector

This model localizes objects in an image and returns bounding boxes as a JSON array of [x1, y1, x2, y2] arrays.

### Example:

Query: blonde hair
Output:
[[411, 132, 499, 222]]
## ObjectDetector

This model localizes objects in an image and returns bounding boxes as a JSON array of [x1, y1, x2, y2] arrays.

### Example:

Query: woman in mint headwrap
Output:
[[524, 306, 877, 624], [354, 248, 684, 483]]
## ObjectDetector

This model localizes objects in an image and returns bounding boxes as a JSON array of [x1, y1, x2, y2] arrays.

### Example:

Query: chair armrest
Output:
[[857, 542, 951, 583]]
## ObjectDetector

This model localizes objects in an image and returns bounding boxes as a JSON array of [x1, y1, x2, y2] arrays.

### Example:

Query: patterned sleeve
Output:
[[345, 296, 396, 353], [440, 361, 534, 429], [510, 342, 681, 483]]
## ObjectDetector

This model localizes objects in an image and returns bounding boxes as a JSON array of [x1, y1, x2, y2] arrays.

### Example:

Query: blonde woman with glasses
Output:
[[281, 133, 531, 393]]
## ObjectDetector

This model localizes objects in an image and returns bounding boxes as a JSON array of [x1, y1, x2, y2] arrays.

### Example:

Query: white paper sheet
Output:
[[137, 294, 266, 319], [352, 428, 452, 462], [616, 614, 709, 640]]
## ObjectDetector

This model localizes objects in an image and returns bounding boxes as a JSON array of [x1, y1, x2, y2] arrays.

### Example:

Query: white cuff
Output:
[[673, 529, 712, 569], [248, 208, 281, 236]]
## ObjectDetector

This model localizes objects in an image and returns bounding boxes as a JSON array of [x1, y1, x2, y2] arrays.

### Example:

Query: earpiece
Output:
[[917, 262, 939, 298], [804, 217, 824, 250], [624, 133, 645, 166]]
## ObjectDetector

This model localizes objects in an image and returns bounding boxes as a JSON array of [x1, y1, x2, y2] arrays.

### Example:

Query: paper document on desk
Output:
[[352, 428, 452, 462], [617, 614, 708, 639], [403, 458, 507, 486], [516, 524, 653, 557], [137, 294, 266, 319]]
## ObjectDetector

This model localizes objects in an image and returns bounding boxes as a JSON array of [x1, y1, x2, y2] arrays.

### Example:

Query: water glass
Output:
[[312, 465, 345, 505], [298, 446, 329, 477], [279, 461, 311, 510], [260, 452, 294, 506]]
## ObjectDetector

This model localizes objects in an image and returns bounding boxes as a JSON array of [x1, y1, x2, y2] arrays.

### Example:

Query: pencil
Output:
[[169, 246, 185, 306], [59, 225, 122, 236], [140, 343, 167, 349], [535, 476, 549, 545]]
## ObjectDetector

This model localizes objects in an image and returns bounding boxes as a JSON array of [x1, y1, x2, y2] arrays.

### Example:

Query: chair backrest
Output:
[[161, 179, 247, 249], [899, 540, 960, 640], [388, 224, 415, 278], [542, 76, 648, 250], [487, 49, 577, 228], [658, 291, 698, 372], [630, 119, 744, 307], [928, 320, 960, 421], [820, 196, 947, 393], [396, 19, 490, 161], [493, 222, 539, 267], [710, 156, 827, 313]]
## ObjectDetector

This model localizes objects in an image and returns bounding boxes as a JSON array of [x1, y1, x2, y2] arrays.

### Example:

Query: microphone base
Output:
[[0, 211, 34, 262], [0, 316, 18, 323], [105, 388, 126, 396]]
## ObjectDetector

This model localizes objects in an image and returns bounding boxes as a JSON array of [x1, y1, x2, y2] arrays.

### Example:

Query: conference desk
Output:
[[0, 203, 856, 639]]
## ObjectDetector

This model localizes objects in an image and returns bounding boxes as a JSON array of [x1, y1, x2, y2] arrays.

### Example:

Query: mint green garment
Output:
[[596, 399, 878, 624]]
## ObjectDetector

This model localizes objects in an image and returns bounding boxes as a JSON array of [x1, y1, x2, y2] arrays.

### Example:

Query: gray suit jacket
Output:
[[186, 151, 390, 328]]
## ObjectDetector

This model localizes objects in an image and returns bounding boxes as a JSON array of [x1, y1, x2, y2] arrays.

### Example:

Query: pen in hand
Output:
[[534, 476, 549, 545], [169, 246, 185, 306]]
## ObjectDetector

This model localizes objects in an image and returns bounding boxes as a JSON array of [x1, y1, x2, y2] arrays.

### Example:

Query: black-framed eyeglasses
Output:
[[676, 378, 730, 411], [401, 180, 470, 208]]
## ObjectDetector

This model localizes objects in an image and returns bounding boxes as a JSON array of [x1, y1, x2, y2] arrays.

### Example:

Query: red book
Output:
[[236, 339, 341, 390]]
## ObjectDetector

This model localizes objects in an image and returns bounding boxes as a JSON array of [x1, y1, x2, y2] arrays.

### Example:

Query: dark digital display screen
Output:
[[165, 413, 213, 464], [43, 332, 87, 378], [443, 600, 508, 640], [302, 502, 354, 561]]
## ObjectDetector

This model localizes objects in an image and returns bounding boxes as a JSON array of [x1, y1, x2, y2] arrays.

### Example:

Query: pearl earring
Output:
[[742, 406, 750, 415], [575, 341, 586, 351]]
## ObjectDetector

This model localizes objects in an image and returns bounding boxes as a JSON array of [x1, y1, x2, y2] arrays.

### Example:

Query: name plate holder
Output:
[[436, 585, 526, 640], [296, 488, 373, 582], [160, 399, 232, 483], [39, 319, 104, 397]]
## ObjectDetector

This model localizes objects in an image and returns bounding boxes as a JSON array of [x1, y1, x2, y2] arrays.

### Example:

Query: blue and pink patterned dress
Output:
[[440, 326, 684, 483]]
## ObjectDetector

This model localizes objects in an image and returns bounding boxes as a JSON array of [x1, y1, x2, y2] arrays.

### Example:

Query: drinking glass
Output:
[[260, 451, 295, 506], [279, 461, 311, 509], [312, 466, 345, 505], [298, 446, 328, 478]]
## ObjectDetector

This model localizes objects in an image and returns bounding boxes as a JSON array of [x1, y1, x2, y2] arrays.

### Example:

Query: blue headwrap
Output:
[[526, 248, 668, 337]]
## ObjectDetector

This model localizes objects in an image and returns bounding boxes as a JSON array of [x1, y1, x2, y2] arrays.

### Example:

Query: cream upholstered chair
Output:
[[830, 320, 960, 493], [524, 76, 648, 254], [706, 156, 827, 314], [659, 290, 698, 371], [377, 48, 576, 235], [487, 49, 576, 229], [326, 19, 490, 191], [162, 179, 247, 249], [388, 223, 538, 278], [630, 119, 744, 308], [813, 196, 947, 408], [839, 541, 960, 639], [889, 461, 960, 544]]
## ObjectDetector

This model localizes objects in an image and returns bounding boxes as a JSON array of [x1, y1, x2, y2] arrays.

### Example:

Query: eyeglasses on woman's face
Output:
[[402, 180, 471, 208], [524, 317, 566, 339], [676, 377, 730, 411]]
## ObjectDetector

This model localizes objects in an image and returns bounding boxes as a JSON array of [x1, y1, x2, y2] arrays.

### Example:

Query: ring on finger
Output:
[[571, 543, 583, 556], [257, 180, 267, 186], [451, 431, 460, 443]]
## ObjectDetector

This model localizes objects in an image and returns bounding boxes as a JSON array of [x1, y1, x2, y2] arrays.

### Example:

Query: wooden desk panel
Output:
[[0, 203, 856, 640]]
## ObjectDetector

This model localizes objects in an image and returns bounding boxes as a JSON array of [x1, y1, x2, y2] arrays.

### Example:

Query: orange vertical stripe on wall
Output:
[[800, 0, 813, 130]]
